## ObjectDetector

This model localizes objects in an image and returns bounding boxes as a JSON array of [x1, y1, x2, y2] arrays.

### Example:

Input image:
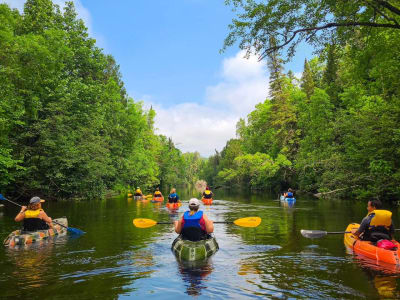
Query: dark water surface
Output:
[[1, 189, 400, 299]]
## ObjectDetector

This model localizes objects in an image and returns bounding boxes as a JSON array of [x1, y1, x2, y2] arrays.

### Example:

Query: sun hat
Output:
[[29, 196, 45, 204], [189, 198, 200, 207]]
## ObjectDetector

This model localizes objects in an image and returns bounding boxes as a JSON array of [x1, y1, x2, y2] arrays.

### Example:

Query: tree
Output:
[[223, 0, 400, 60]]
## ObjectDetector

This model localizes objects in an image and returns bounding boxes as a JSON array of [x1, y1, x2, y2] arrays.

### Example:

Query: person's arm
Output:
[[15, 206, 27, 222], [174, 217, 183, 234], [39, 211, 53, 228], [202, 214, 214, 233], [352, 215, 371, 236], [176, 194, 179, 201]]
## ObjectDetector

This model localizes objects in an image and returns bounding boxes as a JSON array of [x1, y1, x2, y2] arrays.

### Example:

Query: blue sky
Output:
[[3, 0, 313, 156]]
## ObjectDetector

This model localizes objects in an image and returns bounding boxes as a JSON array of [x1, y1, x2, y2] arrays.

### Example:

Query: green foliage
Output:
[[0, 1, 194, 199], [203, 7, 400, 199]]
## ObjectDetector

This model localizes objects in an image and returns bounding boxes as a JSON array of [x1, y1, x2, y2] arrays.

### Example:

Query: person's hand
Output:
[[20, 206, 27, 213], [174, 220, 178, 226]]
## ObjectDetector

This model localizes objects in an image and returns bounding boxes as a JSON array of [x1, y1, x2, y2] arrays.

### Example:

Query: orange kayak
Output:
[[152, 196, 164, 202], [344, 223, 400, 266], [202, 198, 213, 205], [166, 202, 181, 209]]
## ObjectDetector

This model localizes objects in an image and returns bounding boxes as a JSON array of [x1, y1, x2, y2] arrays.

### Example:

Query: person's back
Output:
[[154, 188, 162, 197], [285, 188, 294, 199], [168, 188, 179, 203], [352, 199, 394, 242], [174, 198, 214, 242], [202, 187, 213, 199], [134, 187, 143, 196], [15, 197, 52, 232]]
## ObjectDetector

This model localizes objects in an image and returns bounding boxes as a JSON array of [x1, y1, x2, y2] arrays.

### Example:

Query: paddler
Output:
[[174, 198, 214, 241], [351, 199, 395, 242], [202, 186, 213, 199], [153, 187, 163, 198], [134, 187, 143, 197], [168, 188, 179, 203], [15, 196, 53, 231], [284, 188, 294, 199]]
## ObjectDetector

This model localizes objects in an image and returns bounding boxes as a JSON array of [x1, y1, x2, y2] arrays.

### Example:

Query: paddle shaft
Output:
[[2, 196, 68, 230], [156, 221, 234, 225]]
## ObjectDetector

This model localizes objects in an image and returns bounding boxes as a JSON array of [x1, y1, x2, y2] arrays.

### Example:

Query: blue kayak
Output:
[[280, 195, 296, 202]]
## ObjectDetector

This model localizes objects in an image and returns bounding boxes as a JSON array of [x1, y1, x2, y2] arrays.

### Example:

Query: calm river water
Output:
[[1, 189, 400, 299]]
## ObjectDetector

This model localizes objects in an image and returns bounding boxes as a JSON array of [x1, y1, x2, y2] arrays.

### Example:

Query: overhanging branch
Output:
[[259, 21, 400, 60]]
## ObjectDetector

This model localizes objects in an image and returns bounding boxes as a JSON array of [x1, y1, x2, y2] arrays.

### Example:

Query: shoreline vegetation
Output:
[[1, 0, 400, 201]]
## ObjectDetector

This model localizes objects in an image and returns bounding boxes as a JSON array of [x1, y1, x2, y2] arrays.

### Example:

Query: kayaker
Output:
[[153, 187, 163, 198], [15, 196, 53, 231], [202, 186, 213, 199], [174, 198, 214, 241], [284, 188, 294, 199], [134, 187, 143, 197], [168, 188, 179, 203], [351, 199, 395, 242]]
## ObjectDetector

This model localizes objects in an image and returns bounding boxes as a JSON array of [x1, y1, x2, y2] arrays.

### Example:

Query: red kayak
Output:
[[202, 198, 213, 205]]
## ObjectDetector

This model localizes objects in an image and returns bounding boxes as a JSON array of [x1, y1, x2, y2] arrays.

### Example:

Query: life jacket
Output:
[[286, 192, 293, 198], [203, 190, 212, 199], [134, 189, 142, 196], [23, 209, 49, 231], [168, 193, 178, 203], [363, 210, 392, 241], [182, 211, 206, 231], [154, 191, 162, 196]]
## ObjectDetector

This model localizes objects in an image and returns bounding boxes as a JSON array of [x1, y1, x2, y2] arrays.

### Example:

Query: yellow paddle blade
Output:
[[233, 217, 261, 228], [133, 218, 157, 228], [145, 194, 153, 198]]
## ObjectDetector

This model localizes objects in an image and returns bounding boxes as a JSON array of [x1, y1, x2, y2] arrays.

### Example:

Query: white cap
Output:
[[189, 198, 200, 206]]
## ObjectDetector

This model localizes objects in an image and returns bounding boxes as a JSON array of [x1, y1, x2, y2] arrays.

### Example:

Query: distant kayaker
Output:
[[134, 187, 143, 197], [284, 188, 294, 199], [168, 188, 179, 203], [174, 198, 214, 241], [351, 199, 395, 242], [202, 186, 213, 199], [15, 196, 53, 231], [153, 187, 163, 198]]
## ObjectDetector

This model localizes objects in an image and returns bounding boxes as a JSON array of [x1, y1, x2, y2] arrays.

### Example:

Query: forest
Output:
[[201, 0, 400, 200], [0, 0, 203, 200]]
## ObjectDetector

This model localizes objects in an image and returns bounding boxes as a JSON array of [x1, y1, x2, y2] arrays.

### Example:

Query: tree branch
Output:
[[373, 0, 400, 16], [259, 21, 400, 61]]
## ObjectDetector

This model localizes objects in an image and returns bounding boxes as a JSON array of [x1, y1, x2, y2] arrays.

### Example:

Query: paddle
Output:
[[301, 229, 400, 239], [133, 216, 262, 229], [0, 194, 85, 235]]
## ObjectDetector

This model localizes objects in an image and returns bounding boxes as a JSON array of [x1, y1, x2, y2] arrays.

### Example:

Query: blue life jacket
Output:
[[287, 192, 293, 198], [168, 193, 179, 203], [183, 211, 203, 229]]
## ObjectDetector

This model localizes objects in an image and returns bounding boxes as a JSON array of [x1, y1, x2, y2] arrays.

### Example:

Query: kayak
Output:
[[166, 202, 181, 209], [344, 223, 400, 266], [280, 195, 296, 202], [202, 198, 213, 205], [3, 217, 68, 247], [171, 235, 219, 261], [152, 196, 164, 202]]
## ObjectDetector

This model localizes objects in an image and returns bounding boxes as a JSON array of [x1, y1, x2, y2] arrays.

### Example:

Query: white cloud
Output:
[[145, 50, 269, 157]]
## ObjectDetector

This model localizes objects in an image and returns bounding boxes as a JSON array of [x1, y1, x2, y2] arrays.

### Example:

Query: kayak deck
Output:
[[344, 223, 400, 266], [202, 198, 213, 205], [4, 217, 68, 248], [171, 235, 219, 261]]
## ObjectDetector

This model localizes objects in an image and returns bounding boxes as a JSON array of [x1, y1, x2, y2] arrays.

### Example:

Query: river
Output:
[[1, 189, 400, 299]]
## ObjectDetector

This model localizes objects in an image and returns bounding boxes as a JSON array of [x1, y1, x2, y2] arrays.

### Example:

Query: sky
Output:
[[2, 0, 313, 156]]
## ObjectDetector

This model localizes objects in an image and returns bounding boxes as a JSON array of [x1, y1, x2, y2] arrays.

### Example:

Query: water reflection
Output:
[[176, 258, 214, 296]]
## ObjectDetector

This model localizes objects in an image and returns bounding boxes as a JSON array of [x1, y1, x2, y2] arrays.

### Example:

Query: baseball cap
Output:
[[189, 198, 200, 207], [29, 196, 45, 204]]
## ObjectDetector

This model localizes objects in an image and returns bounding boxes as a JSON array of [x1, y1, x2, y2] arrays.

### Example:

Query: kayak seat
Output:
[[181, 227, 208, 242], [23, 218, 49, 231]]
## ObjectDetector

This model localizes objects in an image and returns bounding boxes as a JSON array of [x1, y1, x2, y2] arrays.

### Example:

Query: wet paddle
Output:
[[133, 216, 262, 229], [301, 229, 400, 239], [0, 194, 85, 235]]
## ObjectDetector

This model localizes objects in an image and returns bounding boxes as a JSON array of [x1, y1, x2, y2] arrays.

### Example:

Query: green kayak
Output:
[[171, 235, 219, 261]]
